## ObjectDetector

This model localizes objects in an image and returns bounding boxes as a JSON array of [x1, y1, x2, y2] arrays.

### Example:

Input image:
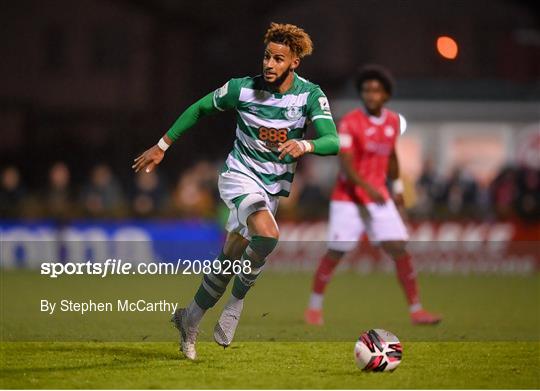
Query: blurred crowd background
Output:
[[1, 159, 539, 223], [1, 0, 539, 224]]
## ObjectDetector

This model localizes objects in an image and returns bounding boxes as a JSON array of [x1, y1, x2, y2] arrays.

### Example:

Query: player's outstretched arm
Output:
[[132, 93, 218, 173]]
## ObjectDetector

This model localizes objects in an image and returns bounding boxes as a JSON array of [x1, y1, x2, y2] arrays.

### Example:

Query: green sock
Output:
[[232, 235, 278, 299], [194, 250, 234, 310]]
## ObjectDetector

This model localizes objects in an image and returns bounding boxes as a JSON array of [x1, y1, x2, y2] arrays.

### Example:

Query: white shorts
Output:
[[219, 170, 279, 239], [327, 200, 409, 252]]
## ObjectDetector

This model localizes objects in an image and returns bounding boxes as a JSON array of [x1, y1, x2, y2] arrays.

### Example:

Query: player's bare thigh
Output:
[[247, 209, 279, 239]]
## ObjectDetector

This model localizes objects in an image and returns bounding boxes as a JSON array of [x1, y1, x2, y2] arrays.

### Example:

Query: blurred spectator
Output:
[[515, 167, 540, 221], [0, 166, 25, 218], [297, 173, 328, 220], [277, 172, 304, 220], [46, 162, 74, 219], [444, 167, 479, 218], [172, 161, 217, 218], [293, 156, 336, 220], [1, 159, 538, 223], [191, 161, 220, 200], [81, 164, 125, 217], [491, 166, 518, 219], [131, 170, 167, 217], [409, 159, 448, 218], [414, 159, 437, 217], [475, 182, 492, 220]]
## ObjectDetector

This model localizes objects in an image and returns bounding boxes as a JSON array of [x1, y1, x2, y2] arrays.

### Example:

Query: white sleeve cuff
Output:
[[300, 140, 313, 153], [392, 179, 404, 194], [157, 137, 170, 151]]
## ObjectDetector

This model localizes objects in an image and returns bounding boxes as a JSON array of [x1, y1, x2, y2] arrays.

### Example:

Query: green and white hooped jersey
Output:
[[213, 73, 333, 197]]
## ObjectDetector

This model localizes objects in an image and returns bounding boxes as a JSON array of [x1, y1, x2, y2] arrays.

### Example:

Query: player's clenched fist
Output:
[[132, 145, 165, 173], [278, 139, 313, 160]]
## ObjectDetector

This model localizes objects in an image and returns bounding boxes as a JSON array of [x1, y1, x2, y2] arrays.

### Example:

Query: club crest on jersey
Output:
[[384, 126, 395, 137], [365, 127, 376, 136], [284, 105, 303, 120]]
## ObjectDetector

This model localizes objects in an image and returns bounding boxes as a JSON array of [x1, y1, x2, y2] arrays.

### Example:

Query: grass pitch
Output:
[[1, 271, 539, 388], [2, 341, 539, 389]]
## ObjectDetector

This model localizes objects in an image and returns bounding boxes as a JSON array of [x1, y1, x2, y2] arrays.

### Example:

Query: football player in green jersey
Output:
[[133, 22, 339, 360]]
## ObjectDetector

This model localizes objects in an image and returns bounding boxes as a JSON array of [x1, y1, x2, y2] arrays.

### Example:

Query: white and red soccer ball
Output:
[[354, 329, 402, 372]]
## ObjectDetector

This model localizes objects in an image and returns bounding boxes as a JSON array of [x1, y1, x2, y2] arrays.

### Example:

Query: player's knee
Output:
[[249, 235, 279, 259]]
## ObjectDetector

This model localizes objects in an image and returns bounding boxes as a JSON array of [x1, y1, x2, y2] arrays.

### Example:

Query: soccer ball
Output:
[[354, 329, 402, 372]]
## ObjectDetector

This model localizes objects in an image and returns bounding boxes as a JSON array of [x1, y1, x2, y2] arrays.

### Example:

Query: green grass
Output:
[[1, 270, 539, 388], [1, 342, 538, 389]]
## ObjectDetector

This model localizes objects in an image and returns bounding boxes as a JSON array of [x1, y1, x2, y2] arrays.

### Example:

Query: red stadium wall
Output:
[[268, 221, 540, 274]]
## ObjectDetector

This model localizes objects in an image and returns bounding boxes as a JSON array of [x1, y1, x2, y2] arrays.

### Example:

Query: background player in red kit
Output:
[[305, 65, 442, 326]]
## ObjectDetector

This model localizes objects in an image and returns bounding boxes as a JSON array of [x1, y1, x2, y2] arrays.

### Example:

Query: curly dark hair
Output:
[[355, 65, 395, 95], [264, 22, 313, 58]]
